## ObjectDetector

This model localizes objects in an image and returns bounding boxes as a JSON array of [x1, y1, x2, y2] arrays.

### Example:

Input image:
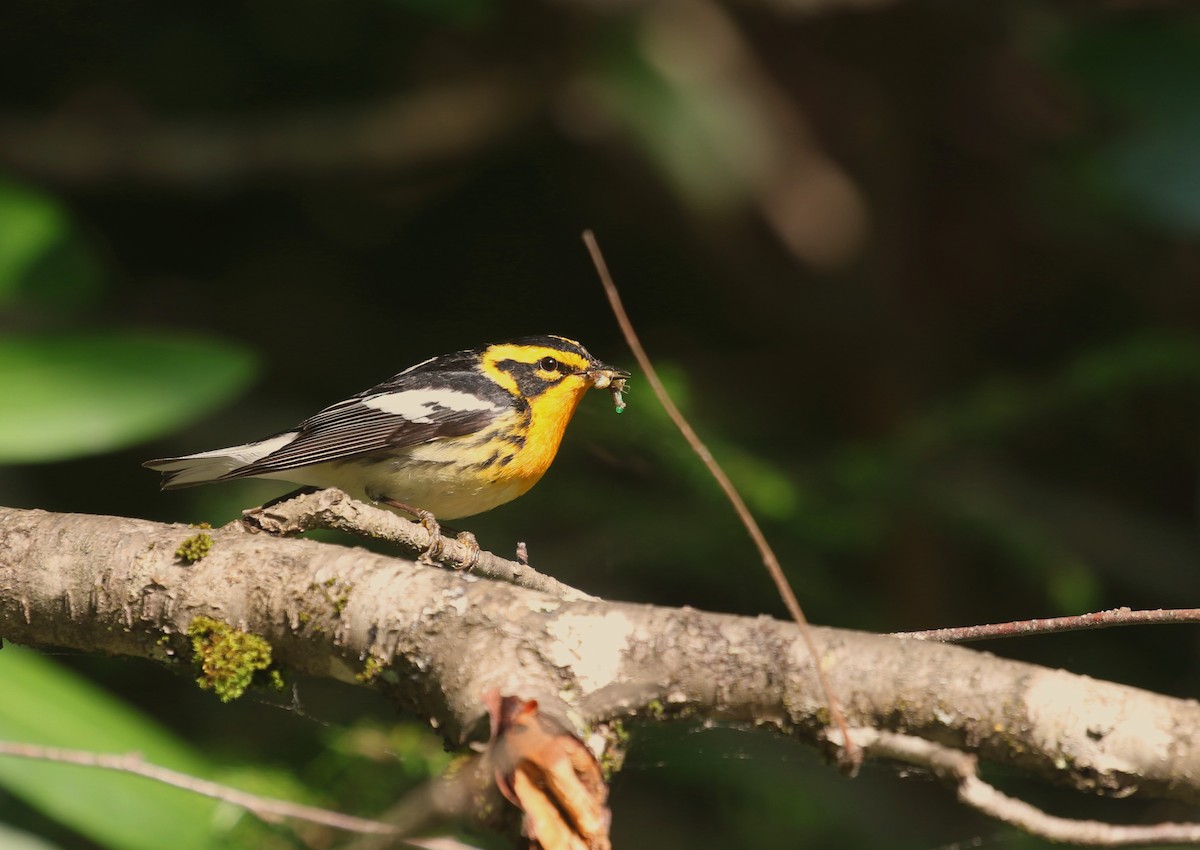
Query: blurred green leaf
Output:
[[0, 181, 102, 309], [0, 182, 63, 300], [1054, 333, 1200, 398], [722, 452, 798, 520], [873, 334, 1200, 470], [0, 646, 226, 850], [1060, 23, 1200, 231], [1045, 559, 1102, 613], [0, 332, 258, 463], [305, 721, 452, 815], [0, 822, 64, 850]]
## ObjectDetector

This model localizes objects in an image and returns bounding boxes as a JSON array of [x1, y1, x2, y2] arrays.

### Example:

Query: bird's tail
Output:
[[142, 432, 298, 490]]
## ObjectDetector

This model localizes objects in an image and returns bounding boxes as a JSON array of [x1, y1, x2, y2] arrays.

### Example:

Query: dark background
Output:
[[2, 1, 1199, 848]]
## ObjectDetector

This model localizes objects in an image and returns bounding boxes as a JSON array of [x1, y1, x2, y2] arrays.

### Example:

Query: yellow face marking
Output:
[[479, 341, 594, 399], [473, 337, 621, 493], [479, 346, 522, 396]]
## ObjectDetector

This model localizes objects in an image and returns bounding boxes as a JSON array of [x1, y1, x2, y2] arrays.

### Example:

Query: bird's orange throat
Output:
[[494, 378, 593, 487]]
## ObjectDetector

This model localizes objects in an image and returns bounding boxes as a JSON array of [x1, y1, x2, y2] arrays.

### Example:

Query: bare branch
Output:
[[895, 607, 1200, 642], [0, 741, 396, 835], [242, 488, 596, 602], [0, 78, 532, 187], [854, 730, 1200, 846], [4, 504, 1200, 845], [0, 740, 501, 850]]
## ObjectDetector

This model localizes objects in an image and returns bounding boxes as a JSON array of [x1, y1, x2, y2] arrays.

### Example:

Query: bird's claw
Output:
[[415, 509, 444, 566], [453, 531, 481, 571]]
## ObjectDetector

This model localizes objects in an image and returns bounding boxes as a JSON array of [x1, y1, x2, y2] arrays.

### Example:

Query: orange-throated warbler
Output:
[[145, 335, 627, 562]]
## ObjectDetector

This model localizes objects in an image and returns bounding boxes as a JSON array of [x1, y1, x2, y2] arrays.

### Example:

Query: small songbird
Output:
[[144, 335, 627, 526]]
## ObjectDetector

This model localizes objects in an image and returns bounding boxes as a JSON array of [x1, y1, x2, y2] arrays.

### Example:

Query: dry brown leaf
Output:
[[483, 689, 611, 850]]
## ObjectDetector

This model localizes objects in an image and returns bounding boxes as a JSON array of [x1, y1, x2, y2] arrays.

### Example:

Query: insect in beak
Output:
[[587, 367, 630, 413]]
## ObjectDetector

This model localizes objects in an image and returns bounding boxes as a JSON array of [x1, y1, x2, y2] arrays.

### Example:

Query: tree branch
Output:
[[0, 741, 396, 835], [3, 504, 1200, 831], [0, 77, 531, 187], [242, 488, 596, 602], [854, 730, 1200, 846]]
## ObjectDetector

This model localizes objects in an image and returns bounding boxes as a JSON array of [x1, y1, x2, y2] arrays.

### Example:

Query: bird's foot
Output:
[[452, 531, 481, 571], [380, 499, 444, 565]]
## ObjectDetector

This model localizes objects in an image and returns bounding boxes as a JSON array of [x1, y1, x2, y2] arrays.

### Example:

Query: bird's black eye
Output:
[[539, 356, 560, 372]]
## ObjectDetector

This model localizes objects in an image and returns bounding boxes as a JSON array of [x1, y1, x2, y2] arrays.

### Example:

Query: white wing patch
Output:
[[361, 388, 501, 422]]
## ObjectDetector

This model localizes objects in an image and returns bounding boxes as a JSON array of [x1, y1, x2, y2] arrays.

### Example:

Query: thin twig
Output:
[[893, 607, 1200, 642], [582, 229, 859, 770], [854, 729, 1200, 846], [0, 741, 396, 835]]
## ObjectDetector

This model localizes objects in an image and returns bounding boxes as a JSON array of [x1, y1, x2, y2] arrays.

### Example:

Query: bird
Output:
[[144, 335, 627, 562]]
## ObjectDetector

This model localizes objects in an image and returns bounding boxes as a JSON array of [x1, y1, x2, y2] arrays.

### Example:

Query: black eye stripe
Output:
[[492, 350, 593, 398]]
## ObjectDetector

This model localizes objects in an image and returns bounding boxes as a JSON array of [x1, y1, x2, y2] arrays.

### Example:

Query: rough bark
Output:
[[2, 505, 1199, 809]]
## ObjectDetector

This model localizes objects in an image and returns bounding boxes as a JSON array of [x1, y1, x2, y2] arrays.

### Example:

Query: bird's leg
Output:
[[375, 498, 481, 569], [379, 499, 444, 565]]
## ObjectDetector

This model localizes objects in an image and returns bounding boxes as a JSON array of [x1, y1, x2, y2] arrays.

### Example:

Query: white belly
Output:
[[260, 456, 533, 520]]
